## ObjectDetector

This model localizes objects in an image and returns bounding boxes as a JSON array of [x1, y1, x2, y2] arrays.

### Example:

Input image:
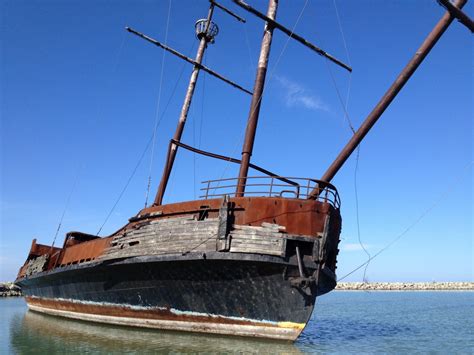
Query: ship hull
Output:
[[18, 253, 328, 340]]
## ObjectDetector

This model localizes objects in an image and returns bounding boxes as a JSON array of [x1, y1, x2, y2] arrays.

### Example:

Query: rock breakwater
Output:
[[0, 282, 22, 297], [336, 282, 473, 291]]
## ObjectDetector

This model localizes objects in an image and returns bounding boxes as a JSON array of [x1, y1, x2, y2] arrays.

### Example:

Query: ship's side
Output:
[[16, 191, 341, 341]]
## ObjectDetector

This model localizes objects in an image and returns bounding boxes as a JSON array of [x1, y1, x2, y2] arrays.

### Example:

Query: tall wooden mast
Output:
[[233, 0, 351, 197], [236, 0, 278, 197], [154, 5, 216, 206]]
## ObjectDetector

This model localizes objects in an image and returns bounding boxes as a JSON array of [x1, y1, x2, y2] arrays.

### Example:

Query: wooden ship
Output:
[[15, 0, 472, 341]]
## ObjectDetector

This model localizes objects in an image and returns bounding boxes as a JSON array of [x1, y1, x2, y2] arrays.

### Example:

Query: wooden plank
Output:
[[112, 231, 218, 245], [229, 246, 284, 256]]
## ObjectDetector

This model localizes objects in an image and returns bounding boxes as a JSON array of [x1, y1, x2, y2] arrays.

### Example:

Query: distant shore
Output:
[[0, 283, 22, 297], [336, 282, 474, 291]]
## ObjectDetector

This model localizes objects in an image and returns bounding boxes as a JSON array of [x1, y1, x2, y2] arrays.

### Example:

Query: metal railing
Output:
[[200, 176, 341, 209]]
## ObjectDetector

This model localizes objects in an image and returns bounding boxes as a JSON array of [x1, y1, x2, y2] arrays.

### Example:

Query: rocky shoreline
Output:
[[336, 282, 474, 291], [0, 282, 22, 297]]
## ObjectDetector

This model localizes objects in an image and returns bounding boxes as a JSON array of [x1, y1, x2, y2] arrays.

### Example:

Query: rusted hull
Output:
[[26, 300, 303, 340], [18, 254, 331, 341]]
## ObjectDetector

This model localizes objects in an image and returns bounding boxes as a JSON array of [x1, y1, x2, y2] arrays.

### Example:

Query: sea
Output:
[[1, 291, 473, 354]]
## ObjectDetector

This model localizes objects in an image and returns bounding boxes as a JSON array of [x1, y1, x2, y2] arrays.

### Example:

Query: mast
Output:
[[127, 1, 249, 206], [308, 0, 469, 198], [233, 0, 351, 197], [154, 5, 216, 206], [236, 0, 278, 197]]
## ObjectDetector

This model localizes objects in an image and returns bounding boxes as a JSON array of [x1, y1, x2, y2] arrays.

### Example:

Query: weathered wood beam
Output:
[[438, 0, 474, 32], [126, 27, 253, 95], [232, 0, 352, 72]]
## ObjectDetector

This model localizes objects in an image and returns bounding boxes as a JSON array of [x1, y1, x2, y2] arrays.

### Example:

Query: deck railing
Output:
[[200, 176, 340, 209]]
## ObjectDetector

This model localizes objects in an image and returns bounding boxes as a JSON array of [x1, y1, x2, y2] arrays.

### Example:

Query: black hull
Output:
[[18, 253, 335, 340]]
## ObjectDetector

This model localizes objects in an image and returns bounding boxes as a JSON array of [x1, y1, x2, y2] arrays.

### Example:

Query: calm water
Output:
[[1, 292, 473, 353]]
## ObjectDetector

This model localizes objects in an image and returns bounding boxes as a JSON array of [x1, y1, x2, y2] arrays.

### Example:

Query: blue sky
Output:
[[1, 0, 472, 282]]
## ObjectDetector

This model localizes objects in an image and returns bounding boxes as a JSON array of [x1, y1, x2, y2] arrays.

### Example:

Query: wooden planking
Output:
[[101, 214, 289, 260], [229, 223, 286, 257], [101, 217, 220, 260], [25, 254, 49, 276]]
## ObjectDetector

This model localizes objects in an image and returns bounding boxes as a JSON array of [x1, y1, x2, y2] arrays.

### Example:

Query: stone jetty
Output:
[[0, 282, 22, 297], [336, 282, 474, 291]]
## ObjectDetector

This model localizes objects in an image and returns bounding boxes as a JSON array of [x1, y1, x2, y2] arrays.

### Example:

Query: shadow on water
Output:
[[10, 310, 302, 354]]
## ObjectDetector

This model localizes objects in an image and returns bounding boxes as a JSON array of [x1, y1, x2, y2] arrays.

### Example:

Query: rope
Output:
[[96, 40, 194, 235], [194, 55, 207, 199], [49, 32, 127, 245], [144, 0, 173, 208], [330, 0, 371, 281], [314, 0, 371, 281], [243, 24, 256, 70], [192, 65, 197, 199], [353, 147, 371, 281], [96, 141, 152, 236], [51, 165, 82, 248], [339, 160, 474, 281], [198, 57, 207, 150]]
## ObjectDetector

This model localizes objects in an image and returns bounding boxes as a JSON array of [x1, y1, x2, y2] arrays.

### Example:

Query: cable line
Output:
[[339, 160, 474, 281], [50, 32, 127, 244], [51, 165, 82, 248], [145, 0, 173, 208], [313, 0, 370, 280], [96, 40, 194, 235]]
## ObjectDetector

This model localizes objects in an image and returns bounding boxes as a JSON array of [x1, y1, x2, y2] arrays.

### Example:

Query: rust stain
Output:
[[17, 196, 339, 278], [136, 196, 333, 236], [26, 297, 281, 328], [59, 237, 112, 266]]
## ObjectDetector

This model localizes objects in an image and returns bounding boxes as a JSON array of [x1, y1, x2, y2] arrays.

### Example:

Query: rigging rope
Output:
[[198, 57, 207, 150], [330, 0, 370, 281], [243, 24, 256, 70], [315, 0, 371, 281], [50, 32, 127, 245], [96, 139, 152, 236], [339, 160, 474, 281], [144, 0, 173, 208], [95, 40, 194, 235], [51, 165, 82, 248]]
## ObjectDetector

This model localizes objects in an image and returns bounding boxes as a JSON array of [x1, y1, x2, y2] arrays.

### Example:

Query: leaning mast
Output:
[[154, 5, 217, 206], [309, 0, 471, 198]]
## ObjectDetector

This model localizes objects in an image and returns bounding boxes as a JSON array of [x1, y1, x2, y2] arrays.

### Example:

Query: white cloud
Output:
[[275, 76, 329, 112]]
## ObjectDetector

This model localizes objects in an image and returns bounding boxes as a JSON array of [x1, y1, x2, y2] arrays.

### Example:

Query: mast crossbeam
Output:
[[437, 0, 474, 32], [211, 0, 246, 23], [126, 27, 252, 95], [232, 0, 352, 72]]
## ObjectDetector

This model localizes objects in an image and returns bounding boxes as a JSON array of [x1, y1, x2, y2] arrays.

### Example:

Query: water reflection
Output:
[[11, 310, 302, 353]]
